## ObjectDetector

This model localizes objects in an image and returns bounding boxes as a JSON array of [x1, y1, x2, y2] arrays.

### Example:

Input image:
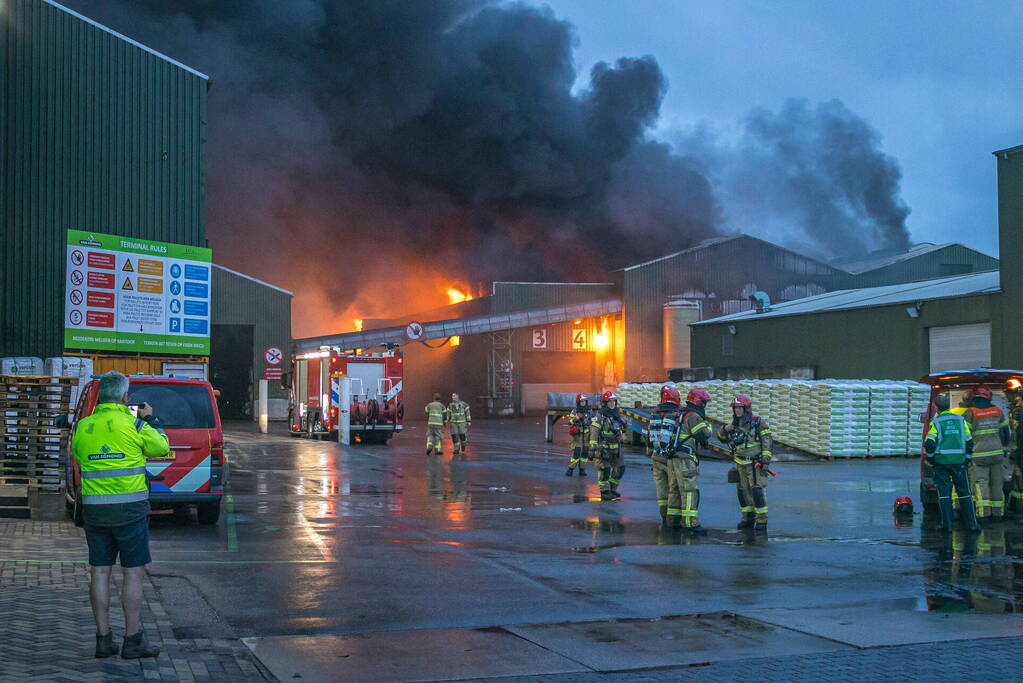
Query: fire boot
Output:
[[453, 446, 460, 456], [578, 465, 587, 476], [95, 632, 119, 658], [121, 631, 160, 659], [565, 466, 574, 476], [659, 505, 668, 527], [426, 447, 433, 457], [686, 525, 708, 536], [737, 514, 755, 530], [754, 522, 768, 533]]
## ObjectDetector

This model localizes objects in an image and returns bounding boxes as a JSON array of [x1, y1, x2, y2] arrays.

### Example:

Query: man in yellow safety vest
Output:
[[425, 393, 447, 456], [72, 371, 169, 659]]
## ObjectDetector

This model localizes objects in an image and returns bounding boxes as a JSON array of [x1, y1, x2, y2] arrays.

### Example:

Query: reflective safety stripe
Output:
[[657, 498, 668, 505], [667, 508, 682, 516], [755, 507, 769, 514], [740, 506, 754, 512], [1010, 491, 1023, 499], [760, 429, 772, 435], [82, 466, 148, 479], [973, 450, 1005, 457], [761, 450, 771, 457], [608, 478, 620, 485], [692, 423, 709, 433], [734, 458, 753, 465], [679, 510, 697, 517], [82, 490, 148, 504]]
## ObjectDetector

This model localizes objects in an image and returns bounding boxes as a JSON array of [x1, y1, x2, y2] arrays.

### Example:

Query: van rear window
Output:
[[128, 385, 215, 429]]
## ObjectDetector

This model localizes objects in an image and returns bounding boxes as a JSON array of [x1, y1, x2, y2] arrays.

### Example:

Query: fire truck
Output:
[[289, 348, 404, 444]]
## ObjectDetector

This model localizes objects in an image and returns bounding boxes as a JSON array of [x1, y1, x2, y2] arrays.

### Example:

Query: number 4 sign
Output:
[[532, 328, 547, 349], [572, 328, 587, 350]]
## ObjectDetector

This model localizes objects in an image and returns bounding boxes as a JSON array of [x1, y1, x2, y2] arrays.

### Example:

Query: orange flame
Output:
[[447, 287, 473, 304], [593, 318, 609, 350], [354, 318, 363, 332]]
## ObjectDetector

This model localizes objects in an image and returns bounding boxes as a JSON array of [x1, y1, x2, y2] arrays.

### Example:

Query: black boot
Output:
[[565, 466, 574, 476], [754, 521, 768, 533], [121, 631, 160, 659], [686, 525, 708, 536], [578, 465, 587, 476], [737, 514, 754, 530], [95, 632, 119, 658], [426, 447, 433, 457]]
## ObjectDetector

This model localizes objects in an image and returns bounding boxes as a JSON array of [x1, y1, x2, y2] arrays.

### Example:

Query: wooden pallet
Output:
[[0, 376, 73, 490]]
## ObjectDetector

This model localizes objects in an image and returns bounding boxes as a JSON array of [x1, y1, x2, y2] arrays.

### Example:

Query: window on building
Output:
[[721, 334, 734, 357]]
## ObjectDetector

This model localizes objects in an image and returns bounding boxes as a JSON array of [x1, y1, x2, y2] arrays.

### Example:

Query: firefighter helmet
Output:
[[660, 385, 681, 406], [575, 393, 588, 407], [934, 394, 950, 411], [893, 496, 913, 515], [601, 391, 618, 406], [974, 384, 993, 400], [731, 394, 752, 411], [686, 388, 711, 407]]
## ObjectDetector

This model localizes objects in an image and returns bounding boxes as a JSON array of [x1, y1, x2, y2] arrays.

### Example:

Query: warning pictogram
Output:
[[69, 310, 83, 325], [69, 290, 84, 306], [70, 270, 84, 286], [70, 250, 84, 266], [122, 278, 133, 291], [122, 259, 134, 272]]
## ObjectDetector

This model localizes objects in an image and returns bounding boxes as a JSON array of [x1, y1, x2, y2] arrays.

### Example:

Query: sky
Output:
[[541, 0, 1023, 257]]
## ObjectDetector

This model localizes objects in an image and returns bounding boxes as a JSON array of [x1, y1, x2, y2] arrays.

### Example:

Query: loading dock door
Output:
[[929, 323, 991, 372], [520, 351, 595, 415]]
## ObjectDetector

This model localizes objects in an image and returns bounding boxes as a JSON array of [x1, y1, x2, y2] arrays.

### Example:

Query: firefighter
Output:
[[926, 393, 980, 533], [566, 394, 591, 477], [665, 389, 712, 534], [448, 393, 471, 457], [964, 385, 1011, 521], [589, 391, 627, 499], [719, 394, 773, 532], [645, 386, 684, 525], [424, 393, 447, 457], [1005, 382, 1023, 517]]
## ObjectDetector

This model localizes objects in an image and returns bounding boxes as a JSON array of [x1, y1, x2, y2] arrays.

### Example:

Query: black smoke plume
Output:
[[65, 1, 909, 333]]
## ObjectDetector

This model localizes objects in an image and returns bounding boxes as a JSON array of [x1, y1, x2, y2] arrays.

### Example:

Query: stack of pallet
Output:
[[1, 375, 73, 491]]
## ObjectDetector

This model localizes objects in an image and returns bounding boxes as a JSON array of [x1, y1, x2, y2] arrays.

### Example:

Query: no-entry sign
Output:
[[264, 346, 283, 366]]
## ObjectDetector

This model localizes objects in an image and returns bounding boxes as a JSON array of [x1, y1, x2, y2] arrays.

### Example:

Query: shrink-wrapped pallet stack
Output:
[[619, 378, 932, 458]]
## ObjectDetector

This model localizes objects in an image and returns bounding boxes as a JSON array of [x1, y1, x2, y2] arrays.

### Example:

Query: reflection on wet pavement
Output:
[[117, 420, 1023, 639]]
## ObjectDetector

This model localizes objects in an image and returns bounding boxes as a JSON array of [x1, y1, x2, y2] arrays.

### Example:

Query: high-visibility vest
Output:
[[72, 404, 169, 504], [425, 401, 446, 426], [928, 411, 971, 465], [448, 401, 471, 424]]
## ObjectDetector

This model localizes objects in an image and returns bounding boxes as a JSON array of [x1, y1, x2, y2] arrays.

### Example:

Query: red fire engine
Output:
[[290, 348, 404, 444]]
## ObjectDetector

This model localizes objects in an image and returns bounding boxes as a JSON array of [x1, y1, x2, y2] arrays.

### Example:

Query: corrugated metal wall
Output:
[[1, 0, 207, 357], [491, 283, 617, 313], [624, 236, 853, 381], [854, 246, 1000, 288], [210, 266, 292, 400]]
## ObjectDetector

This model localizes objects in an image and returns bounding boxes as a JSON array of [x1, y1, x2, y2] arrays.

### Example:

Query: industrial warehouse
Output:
[[6, 0, 1023, 681]]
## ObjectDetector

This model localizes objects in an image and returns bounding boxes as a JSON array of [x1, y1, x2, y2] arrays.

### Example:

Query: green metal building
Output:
[[1, 0, 208, 357], [832, 243, 999, 288], [690, 144, 1023, 380]]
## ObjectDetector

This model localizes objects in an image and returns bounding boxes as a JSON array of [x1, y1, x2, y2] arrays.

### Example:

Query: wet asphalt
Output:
[[144, 419, 1023, 641]]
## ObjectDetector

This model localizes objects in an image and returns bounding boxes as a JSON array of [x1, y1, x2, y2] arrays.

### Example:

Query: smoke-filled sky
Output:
[[64, 0, 1016, 335]]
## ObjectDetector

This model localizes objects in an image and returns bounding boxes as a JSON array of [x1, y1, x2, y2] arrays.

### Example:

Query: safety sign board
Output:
[[404, 321, 426, 342], [64, 229, 212, 354], [264, 347, 284, 366], [263, 367, 284, 380]]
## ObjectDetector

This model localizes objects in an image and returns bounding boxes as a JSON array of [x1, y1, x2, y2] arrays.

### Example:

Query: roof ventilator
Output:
[[749, 291, 772, 313]]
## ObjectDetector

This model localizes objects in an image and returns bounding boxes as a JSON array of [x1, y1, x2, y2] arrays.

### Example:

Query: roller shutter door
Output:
[[520, 351, 594, 415], [929, 323, 991, 372]]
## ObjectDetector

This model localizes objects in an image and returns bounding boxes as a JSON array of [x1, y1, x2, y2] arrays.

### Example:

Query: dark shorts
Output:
[[84, 517, 152, 568]]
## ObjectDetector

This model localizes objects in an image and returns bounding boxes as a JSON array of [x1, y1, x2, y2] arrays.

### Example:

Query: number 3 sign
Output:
[[532, 328, 547, 349]]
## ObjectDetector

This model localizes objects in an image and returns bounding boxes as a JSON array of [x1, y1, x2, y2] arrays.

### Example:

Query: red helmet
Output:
[[893, 496, 913, 514], [686, 388, 711, 407], [731, 394, 752, 410], [660, 385, 681, 406], [575, 393, 588, 406], [601, 391, 618, 405], [974, 385, 992, 400]]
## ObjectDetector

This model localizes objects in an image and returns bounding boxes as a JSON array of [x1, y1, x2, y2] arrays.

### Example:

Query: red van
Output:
[[66, 376, 225, 525]]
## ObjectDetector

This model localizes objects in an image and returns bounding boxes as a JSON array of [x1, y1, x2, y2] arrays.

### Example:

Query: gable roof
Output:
[[831, 242, 996, 275], [693, 270, 1000, 325]]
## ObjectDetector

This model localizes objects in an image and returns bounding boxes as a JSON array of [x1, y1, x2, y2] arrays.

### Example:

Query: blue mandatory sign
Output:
[[169, 280, 181, 296], [169, 318, 181, 333], [169, 299, 182, 314], [170, 263, 182, 279]]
